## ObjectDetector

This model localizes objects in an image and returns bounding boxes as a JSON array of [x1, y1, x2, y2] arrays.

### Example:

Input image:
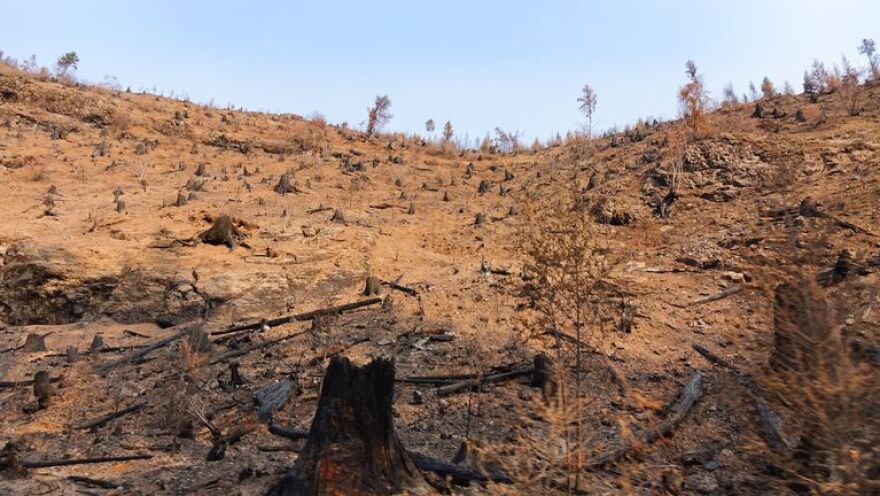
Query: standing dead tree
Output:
[[577, 84, 597, 138], [366, 95, 393, 137], [268, 356, 430, 495]]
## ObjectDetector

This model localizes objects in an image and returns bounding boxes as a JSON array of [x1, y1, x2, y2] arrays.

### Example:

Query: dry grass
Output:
[[762, 273, 879, 495]]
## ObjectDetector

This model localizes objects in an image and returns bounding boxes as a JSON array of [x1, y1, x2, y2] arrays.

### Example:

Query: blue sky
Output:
[[2, 1, 878, 142]]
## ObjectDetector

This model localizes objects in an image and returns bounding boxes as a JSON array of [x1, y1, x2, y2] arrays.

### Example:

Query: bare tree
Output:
[[858, 38, 878, 81], [748, 80, 759, 101], [442, 121, 454, 142], [577, 84, 597, 138], [783, 81, 795, 95], [837, 55, 864, 116], [424, 118, 435, 134], [722, 82, 739, 106], [366, 95, 392, 136], [678, 60, 708, 136], [761, 76, 776, 98]]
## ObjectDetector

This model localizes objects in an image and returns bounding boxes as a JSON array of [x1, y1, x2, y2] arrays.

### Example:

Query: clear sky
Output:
[[1, 1, 878, 142]]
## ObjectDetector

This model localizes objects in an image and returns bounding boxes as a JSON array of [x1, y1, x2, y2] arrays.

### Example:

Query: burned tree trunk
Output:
[[199, 215, 247, 249], [269, 356, 429, 496]]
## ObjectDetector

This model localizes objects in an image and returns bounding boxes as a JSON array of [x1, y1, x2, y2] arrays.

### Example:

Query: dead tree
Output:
[[269, 356, 429, 495]]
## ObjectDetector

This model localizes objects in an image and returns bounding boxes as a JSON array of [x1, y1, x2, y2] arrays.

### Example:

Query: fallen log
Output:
[[398, 373, 478, 385], [691, 343, 734, 369], [21, 453, 153, 469], [74, 403, 144, 431], [67, 475, 119, 489], [586, 372, 703, 468], [383, 280, 418, 296], [95, 326, 192, 373], [688, 284, 742, 306], [268, 423, 309, 440], [692, 342, 792, 454], [0, 376, 62, 389], [408, 451, 512, 485], [211, 298, 383, 337], [209, 330, 307, 365], [435, 367, 534, 397]]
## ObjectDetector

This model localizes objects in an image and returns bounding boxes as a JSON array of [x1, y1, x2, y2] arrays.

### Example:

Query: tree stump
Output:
[[269, 357, 429, 496], [33, 371, 51, 409], [363, 276, 382, 296], [330, 209, 346, 224], [276, 173, 295, 195], [530, 354, 557, 403], [752, 102, 766, 119], [474, 212, 486, 226], [175, 192, 188, 207], [477, 180, 490, 194], [22, 333, 46, 353], [199, 215, 246, 249]]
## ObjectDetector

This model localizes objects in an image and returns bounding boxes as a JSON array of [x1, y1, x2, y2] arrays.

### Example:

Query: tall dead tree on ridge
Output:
[[678, 60, 708, 136], [366, 95, 393, 136], [577, 84, 597, 138]]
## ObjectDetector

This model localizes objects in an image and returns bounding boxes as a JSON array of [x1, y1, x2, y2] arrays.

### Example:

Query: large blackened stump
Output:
[[269, 356, 430, 496]]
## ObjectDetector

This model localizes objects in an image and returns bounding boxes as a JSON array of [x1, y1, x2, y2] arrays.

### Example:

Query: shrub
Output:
[[763, 276, 878, 495]]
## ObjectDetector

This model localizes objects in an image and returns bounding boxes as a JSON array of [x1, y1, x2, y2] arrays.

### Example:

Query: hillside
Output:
[[0, 64, 878, 495]]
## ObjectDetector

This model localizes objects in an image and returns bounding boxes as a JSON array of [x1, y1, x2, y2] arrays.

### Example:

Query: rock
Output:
[[686, 472, 719, 494], [721, 271, 745, 283], [474, 212, 486, 225]]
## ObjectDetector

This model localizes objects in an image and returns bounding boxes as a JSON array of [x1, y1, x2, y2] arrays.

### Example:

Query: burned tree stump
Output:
[[33, 371, 51, 409], [363, 276, 382, 296], [477, 179, 490, 194], [275, 173, 295, 195], [22, 333, 46, 353], [530, 354, 557, 403], [199, 215, 247, 249], [474, 212, 486, 226], [330, 209, 346, 224], [269, 357, 429, 496], [175, 192, 188, 207]]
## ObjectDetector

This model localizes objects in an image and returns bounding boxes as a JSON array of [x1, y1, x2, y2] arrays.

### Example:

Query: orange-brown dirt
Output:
[[0, 63, 878, 494]]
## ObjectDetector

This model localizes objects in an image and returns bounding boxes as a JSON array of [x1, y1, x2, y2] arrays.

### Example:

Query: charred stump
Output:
[[199, 215, 247, 249], [269, 356, 429, 496], [276, 173, 295, 195]]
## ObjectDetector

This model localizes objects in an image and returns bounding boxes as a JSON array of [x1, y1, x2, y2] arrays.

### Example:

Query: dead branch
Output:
[[20, 453, 153, 469], [73, 403, 144, 431], [688, 284, 743, 306], [435, 367, 534, 397], [95, 326, 192, 374], [211, 297, 383, 337], [586, 372, 703, 468]]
